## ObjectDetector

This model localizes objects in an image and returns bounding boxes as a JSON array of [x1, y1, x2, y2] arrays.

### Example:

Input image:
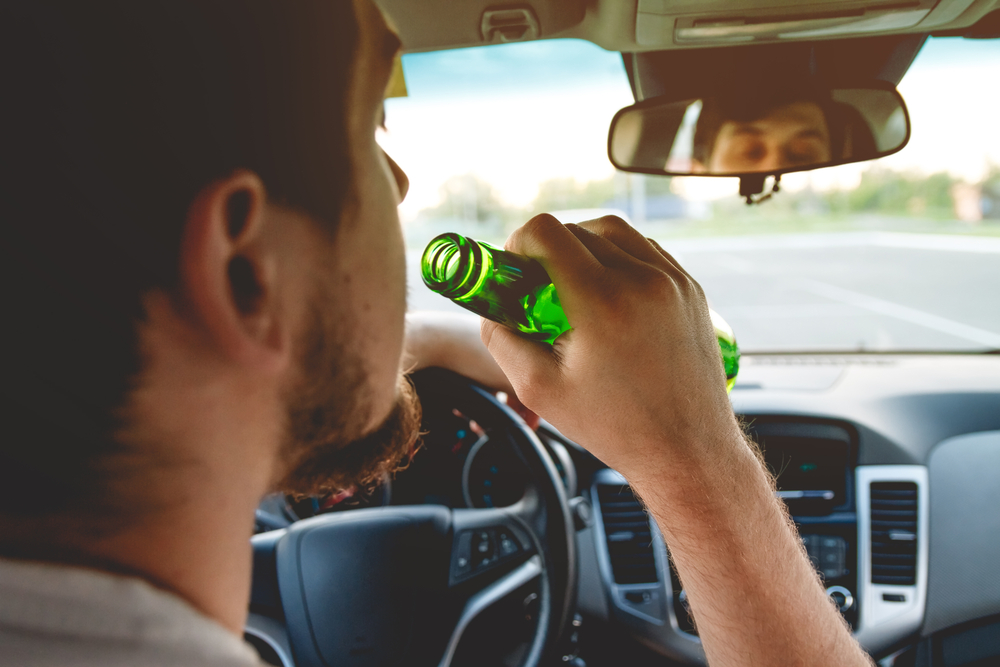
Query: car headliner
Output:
[[375, 0, 1000, 54]]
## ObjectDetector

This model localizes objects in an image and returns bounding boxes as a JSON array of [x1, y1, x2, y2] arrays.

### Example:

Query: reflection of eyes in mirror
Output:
[[701, 101, 832, 174]]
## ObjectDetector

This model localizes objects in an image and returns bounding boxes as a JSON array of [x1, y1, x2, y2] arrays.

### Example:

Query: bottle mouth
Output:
[[421, 233, 488, 299]]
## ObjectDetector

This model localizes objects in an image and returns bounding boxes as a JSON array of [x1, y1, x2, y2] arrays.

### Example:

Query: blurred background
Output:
[[381, 37, 1000, 353]]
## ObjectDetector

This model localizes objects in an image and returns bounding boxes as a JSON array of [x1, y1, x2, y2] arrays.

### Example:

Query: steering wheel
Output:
[[249, 367, 577, 667]]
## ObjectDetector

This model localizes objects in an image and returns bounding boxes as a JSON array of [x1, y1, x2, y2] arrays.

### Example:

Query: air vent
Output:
[[870, 482, 918, 586], [597, 485, 657, 584]]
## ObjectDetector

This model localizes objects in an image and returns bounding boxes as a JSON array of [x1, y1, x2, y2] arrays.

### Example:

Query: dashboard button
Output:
[[498, 530, 519, 556], [453, 531, 474, 577], [472, 530, 496, 568], [811, 535, 847, 579]]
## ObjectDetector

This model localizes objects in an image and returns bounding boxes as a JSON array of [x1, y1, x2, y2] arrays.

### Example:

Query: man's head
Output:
[[0, 0, 419, 549]]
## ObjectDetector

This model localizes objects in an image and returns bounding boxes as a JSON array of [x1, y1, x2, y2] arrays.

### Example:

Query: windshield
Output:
[[384, 38, 1000, 353]]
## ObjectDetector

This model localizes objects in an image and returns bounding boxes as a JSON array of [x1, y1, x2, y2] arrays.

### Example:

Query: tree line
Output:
[[415, 164, 1000, 228]]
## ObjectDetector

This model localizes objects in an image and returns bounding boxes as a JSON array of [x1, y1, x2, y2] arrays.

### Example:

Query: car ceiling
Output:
[[376, 0, 1000, 53]]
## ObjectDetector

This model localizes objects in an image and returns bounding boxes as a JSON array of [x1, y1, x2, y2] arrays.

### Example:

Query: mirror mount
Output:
[[740, 174, 782, 206]]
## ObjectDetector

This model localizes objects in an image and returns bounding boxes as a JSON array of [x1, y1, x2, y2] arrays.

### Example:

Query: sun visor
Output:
[[386, 53, 408, 98], [635, 0, 977, 47]]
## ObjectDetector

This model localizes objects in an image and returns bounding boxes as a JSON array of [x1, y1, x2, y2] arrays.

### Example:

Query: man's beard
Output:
[[274, 304, 422, 498]]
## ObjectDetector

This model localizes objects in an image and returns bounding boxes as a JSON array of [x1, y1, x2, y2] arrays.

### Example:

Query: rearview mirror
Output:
[[608, 81, 910, 177]]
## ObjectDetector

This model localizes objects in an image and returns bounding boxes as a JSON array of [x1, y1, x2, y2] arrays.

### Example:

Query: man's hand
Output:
[[480, 214, 743, 481], [481, 215, 873, 667]]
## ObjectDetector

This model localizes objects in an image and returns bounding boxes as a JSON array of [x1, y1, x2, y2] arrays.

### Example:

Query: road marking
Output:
[[800, 280, 1000, 348], [719, 303, 857, 319], [660, 232, 1000, 255]]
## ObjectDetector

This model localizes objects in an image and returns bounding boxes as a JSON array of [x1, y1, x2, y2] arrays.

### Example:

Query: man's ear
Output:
[[178, 170, 290, 374]]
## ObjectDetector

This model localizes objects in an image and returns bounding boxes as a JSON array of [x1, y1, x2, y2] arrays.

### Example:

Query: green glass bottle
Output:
[[421, 232, 740, 391]]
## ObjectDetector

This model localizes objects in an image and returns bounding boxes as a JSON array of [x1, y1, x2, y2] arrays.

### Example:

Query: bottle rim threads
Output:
[[421, 233, 494, 301]]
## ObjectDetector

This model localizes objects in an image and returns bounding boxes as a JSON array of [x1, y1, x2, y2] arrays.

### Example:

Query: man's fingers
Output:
[[504, 214, 605, 299], [564, 223, 647, 271], [575, 216, 687, 278], [480, 319, 561, 410]]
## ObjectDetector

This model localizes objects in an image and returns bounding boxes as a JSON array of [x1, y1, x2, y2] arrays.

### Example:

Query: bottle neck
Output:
[[421, 233, 494, 300]]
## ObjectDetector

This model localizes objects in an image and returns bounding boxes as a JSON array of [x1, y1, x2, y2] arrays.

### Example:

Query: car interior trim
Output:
[[855, 465, 930, 655], [924, 430, 1000, 635], [589, 468, 706, 664], [375, 0, 1000, 54]]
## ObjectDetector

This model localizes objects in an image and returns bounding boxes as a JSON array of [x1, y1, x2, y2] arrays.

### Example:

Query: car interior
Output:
[[246, 1, 1000, 666]]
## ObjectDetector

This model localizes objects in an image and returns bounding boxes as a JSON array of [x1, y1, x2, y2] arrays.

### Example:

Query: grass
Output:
[[631, 212, 1000, 240], [404, 211, 1000, 251]]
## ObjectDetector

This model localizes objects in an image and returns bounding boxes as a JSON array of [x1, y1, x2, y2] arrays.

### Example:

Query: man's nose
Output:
[[758, 147, 784, 173], [384, 151, 409, 202]]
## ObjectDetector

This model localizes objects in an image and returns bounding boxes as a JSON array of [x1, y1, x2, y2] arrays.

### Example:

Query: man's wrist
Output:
[[623, 428, 775, 528]]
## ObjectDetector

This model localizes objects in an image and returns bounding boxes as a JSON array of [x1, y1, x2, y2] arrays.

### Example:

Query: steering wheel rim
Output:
[[250, 368, 577, 667], [416, 368, 578, 665]]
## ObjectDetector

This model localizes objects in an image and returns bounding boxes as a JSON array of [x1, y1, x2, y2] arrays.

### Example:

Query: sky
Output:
[[380, 36, 1000, 219]]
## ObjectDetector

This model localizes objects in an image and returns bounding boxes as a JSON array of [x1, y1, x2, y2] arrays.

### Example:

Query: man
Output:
[[0, 1, 873, 666]]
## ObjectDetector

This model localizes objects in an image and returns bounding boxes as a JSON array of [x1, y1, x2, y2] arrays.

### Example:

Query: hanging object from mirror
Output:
[[740, 174, 782, 206], [607, 80, 911, 192]]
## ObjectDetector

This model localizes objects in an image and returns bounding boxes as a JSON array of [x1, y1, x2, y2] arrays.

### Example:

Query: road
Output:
[[406, 231, 1000, 352]]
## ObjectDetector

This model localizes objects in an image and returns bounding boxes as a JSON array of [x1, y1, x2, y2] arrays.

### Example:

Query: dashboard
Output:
[[576, 353, 1000, 666], [251, 353, 1000, 667]]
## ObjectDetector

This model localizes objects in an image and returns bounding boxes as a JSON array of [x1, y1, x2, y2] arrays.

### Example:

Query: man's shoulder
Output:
[[0, 557, 265, 667]]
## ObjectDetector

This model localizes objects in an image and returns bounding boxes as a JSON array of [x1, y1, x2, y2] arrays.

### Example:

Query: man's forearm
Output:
[[480, 217, 872, 665], [628, 435, 873, 667], [404, 312, 516, 394]]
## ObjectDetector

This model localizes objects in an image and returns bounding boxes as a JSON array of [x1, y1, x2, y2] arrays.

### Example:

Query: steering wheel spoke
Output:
[[449, 502, 539, 587], [438, 555, 543, 667]]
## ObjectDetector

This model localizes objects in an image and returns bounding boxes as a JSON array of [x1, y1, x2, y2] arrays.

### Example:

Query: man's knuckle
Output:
[[588, 215, 633, 240], [680, 274, 704, 298], [636, 267, 675, 296], [597, 214, 630, 229], [523, 213, 562, 236], [509, 213, 562, 251]]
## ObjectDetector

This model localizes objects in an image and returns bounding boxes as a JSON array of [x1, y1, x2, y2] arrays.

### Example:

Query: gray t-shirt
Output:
[[0, 557, 264, 666]]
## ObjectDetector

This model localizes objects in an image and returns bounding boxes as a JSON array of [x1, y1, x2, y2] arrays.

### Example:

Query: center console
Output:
[[589, 417, 866, 663], [752, 419, 860, 626]]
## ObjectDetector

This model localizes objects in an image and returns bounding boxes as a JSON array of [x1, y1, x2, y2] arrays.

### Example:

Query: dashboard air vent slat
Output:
[[870, 482, 918, 586], [597, 485, 657, 584]]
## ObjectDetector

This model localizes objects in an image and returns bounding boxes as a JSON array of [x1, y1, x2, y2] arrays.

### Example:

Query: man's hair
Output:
[[0, 1, 358, 517]]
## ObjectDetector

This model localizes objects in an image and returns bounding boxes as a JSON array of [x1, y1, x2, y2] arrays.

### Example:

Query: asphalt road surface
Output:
[[406, 231, 1000, 353]]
